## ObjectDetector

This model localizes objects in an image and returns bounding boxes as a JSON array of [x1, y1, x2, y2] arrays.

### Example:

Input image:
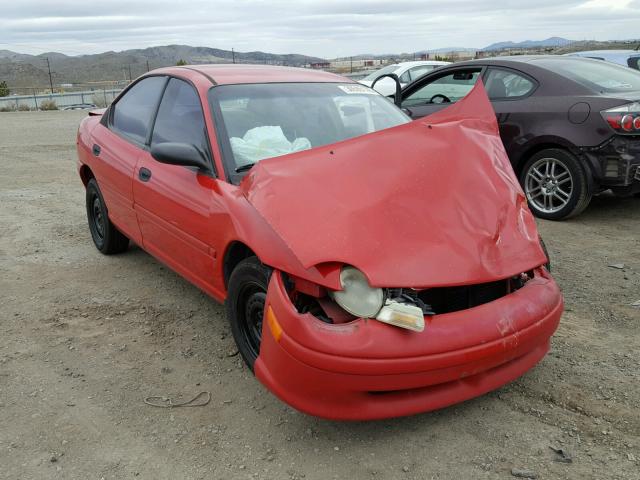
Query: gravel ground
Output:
[[1, 111, 639, 480]]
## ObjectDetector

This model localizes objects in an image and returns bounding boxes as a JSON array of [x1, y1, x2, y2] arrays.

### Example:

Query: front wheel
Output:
[[520, 148, 592, 220], [225, 257, 272, 371]]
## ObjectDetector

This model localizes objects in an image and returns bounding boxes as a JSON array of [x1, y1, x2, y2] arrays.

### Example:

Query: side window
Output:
[[399, 70, 411, 83], [401, 69, 481, 107], [627, 57, 640, 70], [111, 76, 166, 144], [485, 68, 536, 100], [151, 78, 209, 157], [408, 65, 433, 81]]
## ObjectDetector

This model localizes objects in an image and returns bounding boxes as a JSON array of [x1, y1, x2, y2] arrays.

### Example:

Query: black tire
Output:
[[519, 148, 593, 220], [538, 235, 551, 271], [225, 257, 271, 371], [86, 178, 129, 254]]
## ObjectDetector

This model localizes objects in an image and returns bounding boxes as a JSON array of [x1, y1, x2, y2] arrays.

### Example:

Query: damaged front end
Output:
[[232, 82, 562, 419], [284, 267, 539, 333]]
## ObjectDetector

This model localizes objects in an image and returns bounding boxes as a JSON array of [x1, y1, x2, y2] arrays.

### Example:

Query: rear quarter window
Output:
[[533, 58, 640, 93]]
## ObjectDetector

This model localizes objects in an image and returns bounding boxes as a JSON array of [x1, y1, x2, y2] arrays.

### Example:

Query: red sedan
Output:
[[76, 65, 563, 420]]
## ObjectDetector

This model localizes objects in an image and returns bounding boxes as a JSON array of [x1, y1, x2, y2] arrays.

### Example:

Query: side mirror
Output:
[[150, 142, 209, 170], [371, 73, 402, 107]]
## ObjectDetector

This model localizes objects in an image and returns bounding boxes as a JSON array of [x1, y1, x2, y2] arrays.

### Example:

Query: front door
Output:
[[132, 77, 222, 295], [400, 68, 484, 119]]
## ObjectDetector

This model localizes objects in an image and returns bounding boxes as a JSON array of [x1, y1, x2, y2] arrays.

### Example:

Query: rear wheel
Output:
[[86, 178, 129, 254], [520, 148, 592, 220], [225, 257, 271, 371]]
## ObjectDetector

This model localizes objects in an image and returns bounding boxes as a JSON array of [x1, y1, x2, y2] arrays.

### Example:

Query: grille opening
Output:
[[417, 280, 507, 315], [415, 273, 532, 315]]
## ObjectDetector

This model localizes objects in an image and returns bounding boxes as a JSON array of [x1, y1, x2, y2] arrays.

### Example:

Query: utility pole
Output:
[[232, 48, 236, 64], [350, 56, 353, 73], [127, 64, 132, 82], [46, 57, 54, 94], [146, 60, 150, 72]]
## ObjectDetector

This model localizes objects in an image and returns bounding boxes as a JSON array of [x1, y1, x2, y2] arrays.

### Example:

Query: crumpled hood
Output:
[[239, 83, 547, 288]]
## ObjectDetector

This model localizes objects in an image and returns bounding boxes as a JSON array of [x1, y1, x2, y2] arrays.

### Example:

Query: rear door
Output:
[[132, 77, 221, 291], [400, 67, 484, 118], [92, 76, 167, 243], [91, 76, 167, 244]]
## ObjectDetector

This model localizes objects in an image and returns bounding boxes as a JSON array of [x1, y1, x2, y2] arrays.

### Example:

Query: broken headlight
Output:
[[330, 266, 384, 318]]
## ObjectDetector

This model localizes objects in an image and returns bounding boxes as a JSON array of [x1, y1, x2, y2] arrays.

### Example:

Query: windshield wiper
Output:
[[235, 163, 256, 173]]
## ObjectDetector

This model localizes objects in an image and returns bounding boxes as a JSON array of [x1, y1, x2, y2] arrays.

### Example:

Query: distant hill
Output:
[[483, 37, 573, 51], [0, 45, 326, 88]]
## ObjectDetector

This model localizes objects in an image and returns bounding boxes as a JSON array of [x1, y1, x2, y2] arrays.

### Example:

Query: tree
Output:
[[0, 81, 9, 97], [176, 59, 187, 66]]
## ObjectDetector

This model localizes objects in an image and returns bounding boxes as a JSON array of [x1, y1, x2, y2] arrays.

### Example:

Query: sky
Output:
[[1, 0, 640, 58]]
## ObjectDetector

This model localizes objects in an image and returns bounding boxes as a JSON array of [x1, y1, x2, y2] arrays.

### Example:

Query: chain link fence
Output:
[[0, 85, 127, 111]]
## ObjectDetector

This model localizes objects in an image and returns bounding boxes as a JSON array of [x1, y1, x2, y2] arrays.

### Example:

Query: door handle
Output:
[[139, 167, 152, 182], [92, 144, 101, 156]]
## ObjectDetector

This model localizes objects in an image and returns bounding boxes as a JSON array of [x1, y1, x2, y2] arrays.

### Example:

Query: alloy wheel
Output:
[[524, 157, 574, 214]]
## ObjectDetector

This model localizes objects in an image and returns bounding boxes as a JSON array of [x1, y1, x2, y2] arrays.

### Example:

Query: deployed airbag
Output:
[[230, 126, 311, 167]]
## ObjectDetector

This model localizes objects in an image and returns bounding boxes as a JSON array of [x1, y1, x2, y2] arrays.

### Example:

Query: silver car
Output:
[[566, 50, 640, 70]]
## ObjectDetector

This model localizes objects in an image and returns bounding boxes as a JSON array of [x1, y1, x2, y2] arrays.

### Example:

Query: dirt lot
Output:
[[1, 111, 639, 480]]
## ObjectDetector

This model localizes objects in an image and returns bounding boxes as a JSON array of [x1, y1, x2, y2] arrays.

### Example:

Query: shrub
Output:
[[17, 103, 32, 111], [40, 100, 58, 111], [91, 93, 110, 108], [0, 104, 16, 112]]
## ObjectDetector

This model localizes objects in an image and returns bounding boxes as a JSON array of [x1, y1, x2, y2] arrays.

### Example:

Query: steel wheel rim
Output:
[[238, 283, 266, 359], [524, 157, 573, 214], [91, 195, 105, 240]]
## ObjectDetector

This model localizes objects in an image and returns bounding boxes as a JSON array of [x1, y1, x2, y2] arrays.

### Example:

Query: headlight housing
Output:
[[330, 266, 384, 318]]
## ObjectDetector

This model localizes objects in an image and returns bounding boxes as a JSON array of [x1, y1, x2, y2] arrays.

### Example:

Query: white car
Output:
[[359, 61, 450, 96]]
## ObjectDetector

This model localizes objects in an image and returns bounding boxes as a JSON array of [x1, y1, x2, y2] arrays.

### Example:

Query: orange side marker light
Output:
[[266, 305, 282, 342]]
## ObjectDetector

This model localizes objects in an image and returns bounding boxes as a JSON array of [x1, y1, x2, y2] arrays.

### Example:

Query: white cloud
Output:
[[0, 0, 638, 57]]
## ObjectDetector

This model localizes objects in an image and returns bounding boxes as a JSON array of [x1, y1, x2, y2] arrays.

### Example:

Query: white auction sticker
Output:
[[338, 84, 378, 95]]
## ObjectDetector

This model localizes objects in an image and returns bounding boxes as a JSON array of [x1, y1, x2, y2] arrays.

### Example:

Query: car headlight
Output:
[[330, 266, 384, 318]]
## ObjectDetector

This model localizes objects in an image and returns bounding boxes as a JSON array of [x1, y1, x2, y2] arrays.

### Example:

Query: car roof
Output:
[[152, 64, 352, 85]]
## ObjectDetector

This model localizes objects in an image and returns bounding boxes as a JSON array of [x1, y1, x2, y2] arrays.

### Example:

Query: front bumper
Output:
[[255, 268, 563, 420]]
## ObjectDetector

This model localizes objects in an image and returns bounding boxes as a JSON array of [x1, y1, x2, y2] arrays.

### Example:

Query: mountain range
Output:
[[0, 45, 325, 88], [2, 37, 637, 90], [482, 36, 573, 51]]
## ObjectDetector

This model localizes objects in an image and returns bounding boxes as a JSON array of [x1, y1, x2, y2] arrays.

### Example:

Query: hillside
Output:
[[0, 45, 326, 88]]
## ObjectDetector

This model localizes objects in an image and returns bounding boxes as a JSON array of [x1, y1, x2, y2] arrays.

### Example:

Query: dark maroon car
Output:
[[393, 56, 640, 220]]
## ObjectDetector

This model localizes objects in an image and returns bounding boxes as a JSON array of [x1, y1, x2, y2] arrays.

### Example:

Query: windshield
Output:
[[363, 65, 399, 81], [532, 57, 640, 93], [209, 82, 410, 174]]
